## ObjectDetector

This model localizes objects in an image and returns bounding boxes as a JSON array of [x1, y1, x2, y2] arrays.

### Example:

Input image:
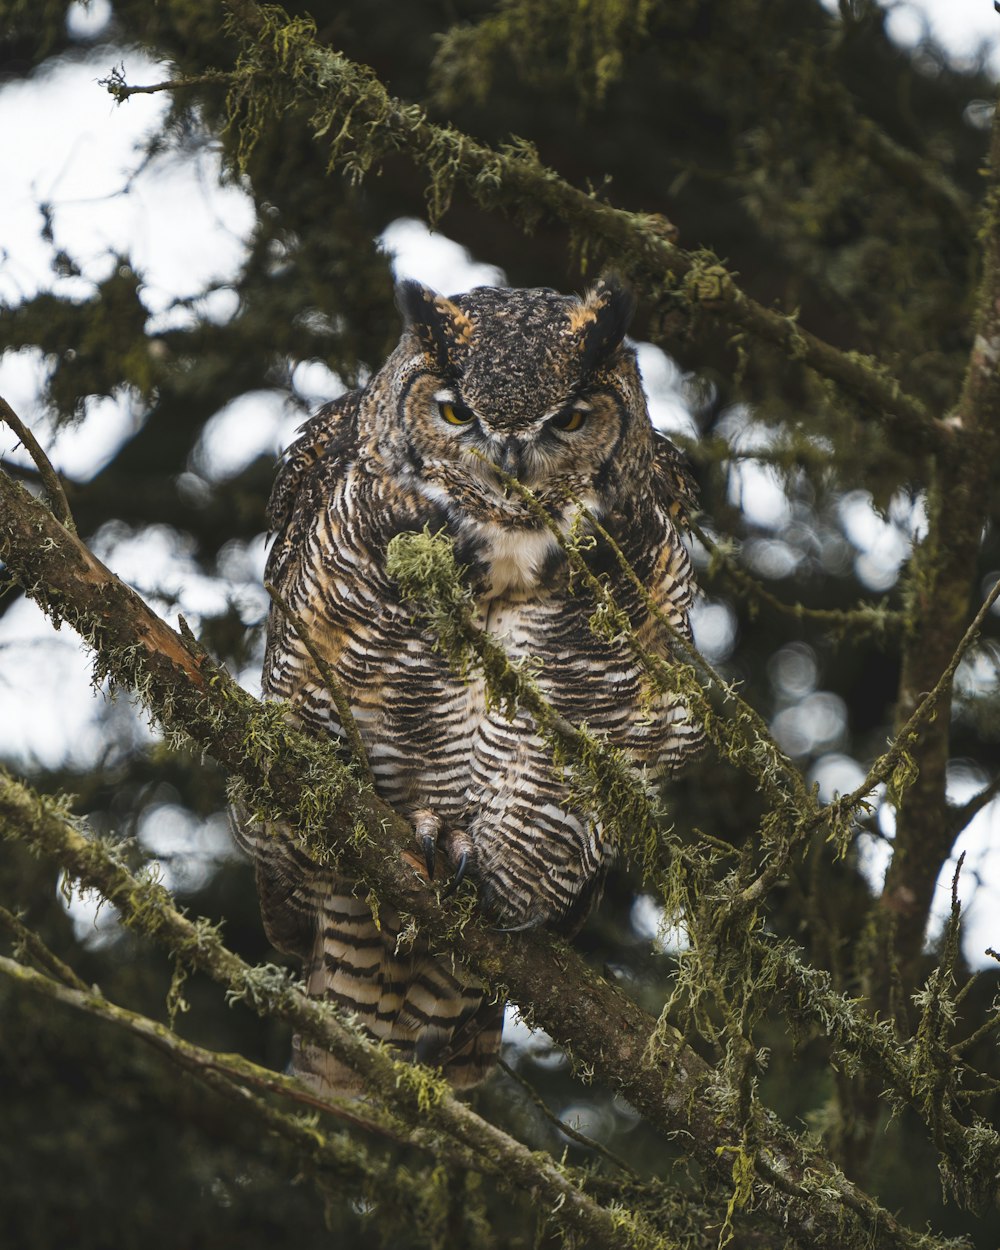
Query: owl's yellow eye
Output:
[[550, 408, 586, 432], [438, 400, 475, 426]]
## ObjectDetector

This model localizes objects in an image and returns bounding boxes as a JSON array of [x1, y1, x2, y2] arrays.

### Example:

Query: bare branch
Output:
[[0, 394, 75, 532]]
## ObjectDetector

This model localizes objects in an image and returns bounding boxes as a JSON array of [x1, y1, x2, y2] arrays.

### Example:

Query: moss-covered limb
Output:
[[0, 394, 75, 532], [0, 951, 410, 1145], [0, 775, 959, 1250], [0, 464, 968, 1250], [688, 517, 902, 637], [0, 955, 482, 1239], [744, 932, 1000, 1204], [106, 7, 948, 459], [0, 901, 89, 992], [265, 581, 375, 788], [0, 771, 665, 1250]]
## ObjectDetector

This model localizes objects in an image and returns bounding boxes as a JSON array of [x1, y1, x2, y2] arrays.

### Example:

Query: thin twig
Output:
[[688, 517, 901, 635], [0, 396, 75, 532], [265, 581, 375, 787], [498, 1056, 638, 1177], [100, 68, 238, 103], [0, 903, 89, 991]]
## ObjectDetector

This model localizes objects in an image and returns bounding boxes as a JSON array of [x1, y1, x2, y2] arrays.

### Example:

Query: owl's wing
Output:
[[234, 392, 362, 961], [650, 429, 698, 531], [622, 429, 705, 763], [265, 391, 362, 588]]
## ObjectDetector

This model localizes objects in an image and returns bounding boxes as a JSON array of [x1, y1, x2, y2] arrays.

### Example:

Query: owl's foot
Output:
[[405, 811, 473, 893]]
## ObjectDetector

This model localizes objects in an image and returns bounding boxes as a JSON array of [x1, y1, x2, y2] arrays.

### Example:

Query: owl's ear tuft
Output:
[[396, 280, 474, 371], [574, 275, 637, 373]]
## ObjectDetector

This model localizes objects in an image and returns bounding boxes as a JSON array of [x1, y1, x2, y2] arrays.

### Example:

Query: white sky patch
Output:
[[58, 871, 121, 948], [769, 642, 819, 701], [380, 218, 506, 292], [65, 0, 113, 41], [818, 0, 1000, 74], [139, 805, 239, 894], [772, 692, 848, 758], [501, 1004, 567, 1069], [193, 390, 293, 481], [291, 359, 346, 409], [690, 598, 738, 662], [0, 595, 154, 770], [923, 766, 1000, 966], [838, 490, 914, 592], [0, 51, 254, 314], [630, 892, 688, 955], [635, 343, 698, 439], [0, 349, 143, 480], [715, 406, 795, 532]]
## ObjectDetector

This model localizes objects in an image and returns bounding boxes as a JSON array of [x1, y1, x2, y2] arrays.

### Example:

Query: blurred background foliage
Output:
[[2, 0, 1000, 1246]]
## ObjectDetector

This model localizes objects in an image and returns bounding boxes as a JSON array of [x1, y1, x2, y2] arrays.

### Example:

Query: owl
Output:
[[234, 277, 702, 1094]]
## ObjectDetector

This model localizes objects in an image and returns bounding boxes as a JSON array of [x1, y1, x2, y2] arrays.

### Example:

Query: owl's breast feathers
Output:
[[262, 384, 701, 919]]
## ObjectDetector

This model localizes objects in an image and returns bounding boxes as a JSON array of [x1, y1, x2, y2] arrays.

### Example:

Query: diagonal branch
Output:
[[0, 433, 964, 1249]]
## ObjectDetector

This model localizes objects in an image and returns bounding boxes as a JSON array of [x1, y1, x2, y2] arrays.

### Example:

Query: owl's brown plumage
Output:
[[234, 278, 703, 1093]]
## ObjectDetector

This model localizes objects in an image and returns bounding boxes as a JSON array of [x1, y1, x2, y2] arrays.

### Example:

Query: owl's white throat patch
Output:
[[468, 492, 600, 597], [472, 520, 560, 596]]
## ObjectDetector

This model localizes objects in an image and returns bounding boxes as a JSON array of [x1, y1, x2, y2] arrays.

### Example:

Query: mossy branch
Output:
[[104, 4, 954, 459], [688, 517, 902, 637], [0, 952, 516, 1235], [0, 771, 664, 1250], [0, 438, 963, 1250]]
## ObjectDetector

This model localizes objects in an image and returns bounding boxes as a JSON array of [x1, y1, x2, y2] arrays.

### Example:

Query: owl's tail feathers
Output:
[[292, 891, 504, 1098]]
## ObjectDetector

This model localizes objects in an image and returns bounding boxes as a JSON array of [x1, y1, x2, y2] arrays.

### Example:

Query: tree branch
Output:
[[0, 395, 75, 532], [106, 2, 955, 459], [0, 424, 972, 1249]]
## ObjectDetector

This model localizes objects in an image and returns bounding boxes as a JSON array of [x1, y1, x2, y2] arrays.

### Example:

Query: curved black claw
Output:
[[421, 835, 437, 881], [440, 851, 469, 900]]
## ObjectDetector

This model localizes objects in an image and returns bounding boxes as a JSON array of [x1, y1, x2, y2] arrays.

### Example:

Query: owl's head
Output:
[[369, 278, 655, 533]]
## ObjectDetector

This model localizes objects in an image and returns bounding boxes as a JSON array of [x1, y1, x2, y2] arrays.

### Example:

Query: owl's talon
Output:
[[440, 851, 468, 899], [422, 835, 437, 881]]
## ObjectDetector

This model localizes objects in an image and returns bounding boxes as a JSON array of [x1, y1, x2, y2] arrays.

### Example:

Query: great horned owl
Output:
[[236, 278, 702, 1093]]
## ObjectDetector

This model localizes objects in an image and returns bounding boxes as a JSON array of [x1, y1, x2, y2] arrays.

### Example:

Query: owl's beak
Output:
[[497, 437, 523, 479]]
